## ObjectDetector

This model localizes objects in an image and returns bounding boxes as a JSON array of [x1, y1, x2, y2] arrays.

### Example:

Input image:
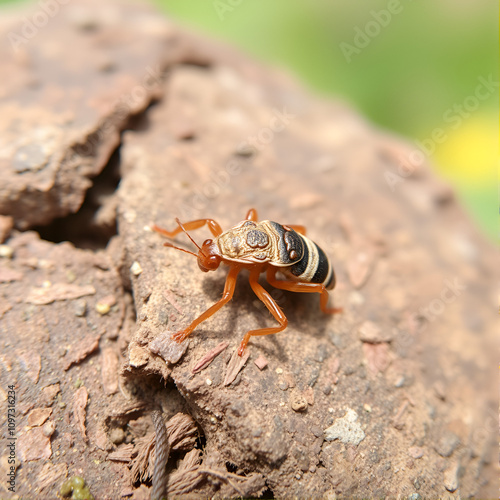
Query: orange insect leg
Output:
[[266, 267, 342, 315], [245, 208, 258, 221], [151, 218, 223, 238], [171, 266, 240, 343], [237, 268, 288, 356], [286, 224, 307, 235]]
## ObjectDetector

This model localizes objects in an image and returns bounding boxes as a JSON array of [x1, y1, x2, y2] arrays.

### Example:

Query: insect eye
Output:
[[202, 239, 212, 246]]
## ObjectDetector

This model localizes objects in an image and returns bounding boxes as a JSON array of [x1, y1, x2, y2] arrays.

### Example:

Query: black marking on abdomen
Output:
[[311, 243, 330, 284], [325, 265, 336, 289], [290, 237, 309, 277], [289, 236, 333, 287], [269, 221, 303, 264]]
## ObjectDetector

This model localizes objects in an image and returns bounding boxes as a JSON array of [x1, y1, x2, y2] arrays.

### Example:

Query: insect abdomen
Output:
[[286, 235, 335, 289]]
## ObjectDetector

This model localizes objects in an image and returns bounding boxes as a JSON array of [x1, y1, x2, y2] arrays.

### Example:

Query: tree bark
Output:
[[0, 1, 496, 498]]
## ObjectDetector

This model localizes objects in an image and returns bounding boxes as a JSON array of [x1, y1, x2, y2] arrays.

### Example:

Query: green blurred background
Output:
[[1, 0, 496, 239], [159, 0, 497, 240]]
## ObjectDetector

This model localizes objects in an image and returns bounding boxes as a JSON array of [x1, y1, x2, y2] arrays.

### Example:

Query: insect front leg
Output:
[[245, 208, 258, 221], [171, 266, 240, 343]]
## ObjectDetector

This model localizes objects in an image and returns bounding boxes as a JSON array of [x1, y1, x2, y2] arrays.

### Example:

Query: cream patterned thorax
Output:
[[215, 220, 302, 265]]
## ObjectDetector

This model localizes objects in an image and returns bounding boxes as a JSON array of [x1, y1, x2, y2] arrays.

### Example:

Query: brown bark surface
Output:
[[0, 1, 497, 499]]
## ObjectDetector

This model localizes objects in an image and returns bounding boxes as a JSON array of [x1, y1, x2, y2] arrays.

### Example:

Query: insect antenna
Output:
[[175, 218, 207, 256], [162, 242, 198, 258]]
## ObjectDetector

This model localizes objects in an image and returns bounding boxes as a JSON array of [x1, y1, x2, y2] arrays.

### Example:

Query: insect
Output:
[[151, 209, 341, 356]]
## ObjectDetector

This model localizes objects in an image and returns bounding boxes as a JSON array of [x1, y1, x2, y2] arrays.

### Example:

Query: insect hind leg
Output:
[[151, 218, 223, 238], [237, 268, 288, 356], [285, 224, 306, 235], [266, 267, 342, 314]]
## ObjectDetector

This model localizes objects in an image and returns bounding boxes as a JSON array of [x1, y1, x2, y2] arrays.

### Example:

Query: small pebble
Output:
[[130, 261, 142, 276], [291, 395, 308, 412], [74, 300, 87, 317], [109, 428, 125, 445], [96, 295, 116, 316], [407, 494, 422, 500], [0, 245, 14, 258], [394, 376, 405, 388], [57, 394, 66, 409], [96, 302, 110, 315], [42, 420, 55, 437]]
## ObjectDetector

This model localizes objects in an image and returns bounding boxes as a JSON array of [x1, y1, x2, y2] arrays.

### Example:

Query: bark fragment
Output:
[[192, 342, 228, 373], [73, 386, 89, 443], [223, 349, 250, 386], [25, 283, 96, 305], [27, 408, 52, 427], [63, 334, 100, 371], [18, 427, 52, 461]]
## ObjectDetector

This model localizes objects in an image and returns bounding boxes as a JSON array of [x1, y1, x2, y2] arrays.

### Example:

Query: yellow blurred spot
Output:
[[433, 113, 495, 188]]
